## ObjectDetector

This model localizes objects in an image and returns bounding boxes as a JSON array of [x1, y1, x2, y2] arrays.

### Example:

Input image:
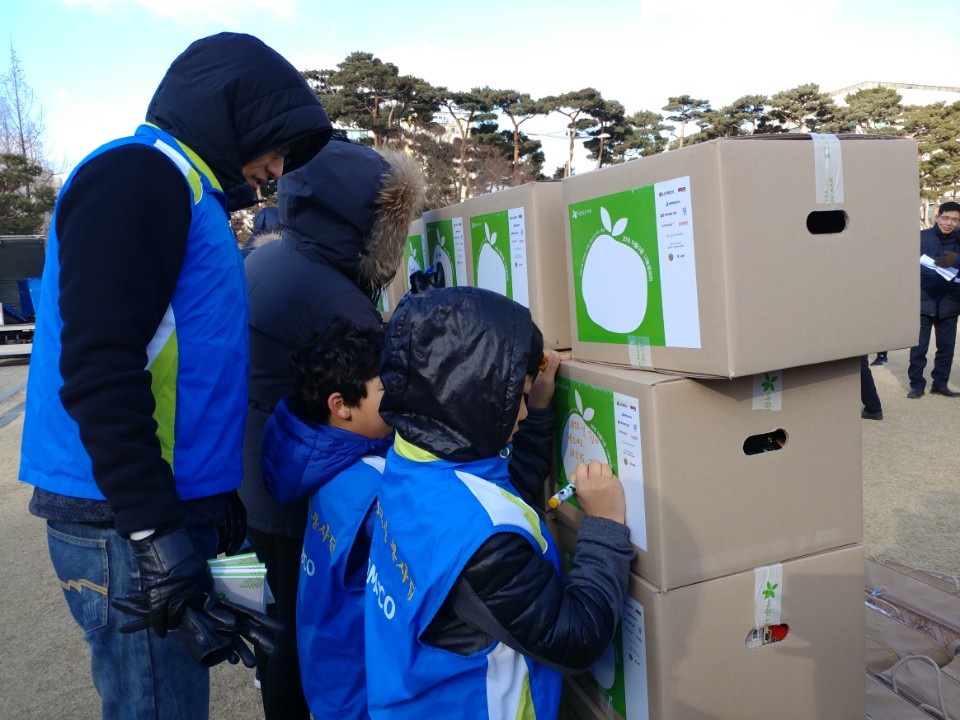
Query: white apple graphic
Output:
[[476, 223, 507, 296], [581, 207, 647, 333], [560, 389, 610, 486], [432, 228, 453, 287], [591, 640, 617, 690], [406, 246, 422, 287]]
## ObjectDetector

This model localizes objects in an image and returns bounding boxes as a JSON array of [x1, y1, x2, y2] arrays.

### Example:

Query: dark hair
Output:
[[292, 318, 384, 424], [938, 201, 960, 215], [526, 322, 544, 379]]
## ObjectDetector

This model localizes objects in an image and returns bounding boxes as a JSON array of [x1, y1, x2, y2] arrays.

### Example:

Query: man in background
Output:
[[908, 201, 960, 398]]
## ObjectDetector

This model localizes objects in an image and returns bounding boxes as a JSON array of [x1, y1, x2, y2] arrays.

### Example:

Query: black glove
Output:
[[216, 491, 248, 557], [935, 251, 958, 268], [178, 596, 239, 668], [112, 527, 212, 637], [178, 596, 284, 668]]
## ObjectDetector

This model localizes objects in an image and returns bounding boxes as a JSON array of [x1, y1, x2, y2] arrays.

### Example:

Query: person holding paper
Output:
[[908, 201, 960, 398]]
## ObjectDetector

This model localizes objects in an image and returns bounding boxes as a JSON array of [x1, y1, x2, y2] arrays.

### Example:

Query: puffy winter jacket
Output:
[[919, 226, 960, 318], [369, 287, 634, 716], [260, 397, 392, 719], [241, 137, 424, 537]]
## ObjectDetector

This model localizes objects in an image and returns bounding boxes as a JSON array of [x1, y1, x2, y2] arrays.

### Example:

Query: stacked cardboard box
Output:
[[545, 134, 919, 719], [382, 134, 918, 716], [391, 184, 573, 348]]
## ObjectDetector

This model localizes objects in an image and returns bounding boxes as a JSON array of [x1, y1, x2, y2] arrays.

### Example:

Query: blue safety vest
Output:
[[19, 124, 248, 501], [365, 443, 562, 719], [298, 454, 385, 720]]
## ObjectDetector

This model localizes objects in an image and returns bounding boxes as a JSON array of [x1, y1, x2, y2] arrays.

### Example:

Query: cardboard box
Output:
[[561, 134, 919, 377], [560, 540, 865, 720], [552, 357, 862, 589], [465, 182, 571, 349], [865, 559, 960, 658], [401, 218, 427, 293], [422, 204, 469, 288], [560, 678, 610, 720], [379, 220, 425, 322]]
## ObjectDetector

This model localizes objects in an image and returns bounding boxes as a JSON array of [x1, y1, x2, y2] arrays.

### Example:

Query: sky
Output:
[[2, 0, 959, 178]]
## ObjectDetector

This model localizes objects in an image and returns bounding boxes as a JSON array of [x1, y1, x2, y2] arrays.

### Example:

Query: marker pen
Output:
[[548, 484, 576, 509]]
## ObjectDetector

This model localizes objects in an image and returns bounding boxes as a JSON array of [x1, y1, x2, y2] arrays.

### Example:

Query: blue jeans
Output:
[[47, 520, 217, 720]]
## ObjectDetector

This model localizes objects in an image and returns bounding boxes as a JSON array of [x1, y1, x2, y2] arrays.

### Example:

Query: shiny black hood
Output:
[[379, 287, 533, 462], [146, 32, 332, 211]]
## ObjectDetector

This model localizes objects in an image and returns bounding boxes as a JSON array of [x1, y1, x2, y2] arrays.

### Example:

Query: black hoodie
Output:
[[31, 33, 331, 532], [146, 32, 331, 212]]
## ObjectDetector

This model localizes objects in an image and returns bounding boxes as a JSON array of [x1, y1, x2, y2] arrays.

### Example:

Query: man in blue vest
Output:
[[908, 201, 960, 398], [18, 33, 331, 720]]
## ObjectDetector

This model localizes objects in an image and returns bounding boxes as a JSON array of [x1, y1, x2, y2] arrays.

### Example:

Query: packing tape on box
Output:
[[754, 561, 784, 629], [810, 133, 844, 204], [752, 369, 783, 411], [627, 336, 652, 368]]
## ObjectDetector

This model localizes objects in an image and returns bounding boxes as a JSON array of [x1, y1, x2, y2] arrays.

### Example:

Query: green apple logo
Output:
[[476, 223, 507, 296], [560, 389, 609, 481], [581, 207, 647, 333], [432, 228, 453, 287]]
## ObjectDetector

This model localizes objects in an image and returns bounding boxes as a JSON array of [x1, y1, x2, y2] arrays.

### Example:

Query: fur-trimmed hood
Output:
[[278, 136, 426, 295]]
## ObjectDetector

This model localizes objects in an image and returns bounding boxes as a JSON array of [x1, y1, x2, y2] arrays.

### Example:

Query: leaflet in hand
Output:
[[921, 254, 959, 282]]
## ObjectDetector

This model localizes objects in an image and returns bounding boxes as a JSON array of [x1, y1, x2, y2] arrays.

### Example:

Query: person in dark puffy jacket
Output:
[[365, 286, 634, 719], [908, 201, 960, 398], [241, 205, 281, 257], [240, 135, 425, 719], [18, 32, 332, 720]]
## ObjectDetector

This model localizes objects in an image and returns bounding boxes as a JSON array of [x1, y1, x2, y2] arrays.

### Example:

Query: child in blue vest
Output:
[[366, 286, 634, 719], [259, 318, 393, 719]]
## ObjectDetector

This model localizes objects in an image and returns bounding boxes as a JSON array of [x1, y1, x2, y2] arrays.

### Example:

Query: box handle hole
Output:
[[745, 624, 790, 649], [806, 210, 848, 235], [742, 429, 788, 455]]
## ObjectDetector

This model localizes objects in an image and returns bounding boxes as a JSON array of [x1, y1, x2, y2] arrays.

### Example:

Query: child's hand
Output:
[[527, 350, 573, 409], [571, 460, 625, 524]]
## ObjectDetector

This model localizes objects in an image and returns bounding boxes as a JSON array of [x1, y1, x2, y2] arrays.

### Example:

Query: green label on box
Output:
[[403, 232, 426, 293], [562, 540, 649, 719], [554, 376, 647, 550], [425, 217, 467, 287], [470, 210, 513, 299], [568, 177, 700, 349]]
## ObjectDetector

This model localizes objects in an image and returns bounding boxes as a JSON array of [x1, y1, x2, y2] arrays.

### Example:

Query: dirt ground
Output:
[[0, 346, 958, 719]]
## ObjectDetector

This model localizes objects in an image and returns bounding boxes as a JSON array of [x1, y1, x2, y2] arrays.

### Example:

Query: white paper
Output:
[[921, 253, 960, 282]]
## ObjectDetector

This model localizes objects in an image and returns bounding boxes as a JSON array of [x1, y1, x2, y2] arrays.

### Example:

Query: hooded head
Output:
[[379, 286, 538, 462], [279, 135, 426, 298], [146, 32, 332, 211]]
